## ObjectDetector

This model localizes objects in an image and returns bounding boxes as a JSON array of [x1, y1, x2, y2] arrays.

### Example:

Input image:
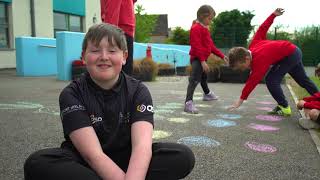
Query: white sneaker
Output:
[[298, 118, 320, 130]]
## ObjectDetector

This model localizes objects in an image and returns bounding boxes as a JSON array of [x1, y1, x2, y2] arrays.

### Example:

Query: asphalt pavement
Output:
[[1, 69, 320, 180]]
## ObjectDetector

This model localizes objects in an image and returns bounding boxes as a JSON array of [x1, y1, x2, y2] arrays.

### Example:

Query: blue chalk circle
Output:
[[206, 119, 237, 127], [217, 114, 242, 119], [177, 136, 221, 147]]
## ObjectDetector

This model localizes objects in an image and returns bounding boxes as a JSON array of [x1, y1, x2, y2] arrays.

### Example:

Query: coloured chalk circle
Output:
[[152, 130, 172, 139], [256, 101, 276, 105], [177, 136, 220, 147], [181, 112, 204, 116], [154, 113, 165, 121], [244, 141, 277, 153], [197, 104, 212, 108], [256, 107, 273, 111], [256, 115, 283, 122], [206, 119, 237, 128], [193, 96, 202, 100], [217, 114, 242, 119], [247, 123, 280, 132], [155, 109, 174, 114], [168, 117, 190, 123], [157, 103, 183, 110], [0, 102, 43, 109]]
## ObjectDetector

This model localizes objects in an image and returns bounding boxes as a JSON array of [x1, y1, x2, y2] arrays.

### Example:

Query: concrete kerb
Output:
[[286, 83, 320, 154]]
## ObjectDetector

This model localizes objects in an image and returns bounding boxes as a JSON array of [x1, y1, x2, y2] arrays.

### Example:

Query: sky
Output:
[[136, 0, 320, 32]]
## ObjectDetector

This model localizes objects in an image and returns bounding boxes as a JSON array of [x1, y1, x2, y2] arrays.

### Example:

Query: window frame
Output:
[[0, 2, 10, 49], [53, 11, 83, 37]]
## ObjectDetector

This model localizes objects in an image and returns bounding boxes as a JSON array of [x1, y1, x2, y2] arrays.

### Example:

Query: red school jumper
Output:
[[189, 22, 225, 63], [240, 14, 296, 100]]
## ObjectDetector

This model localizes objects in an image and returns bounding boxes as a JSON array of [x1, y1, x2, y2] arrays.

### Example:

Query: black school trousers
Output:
[[24, 142, 195, 180]]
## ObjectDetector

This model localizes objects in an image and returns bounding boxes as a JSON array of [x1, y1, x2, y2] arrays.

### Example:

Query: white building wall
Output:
[[0, 0, 101, 69], [84, 0, 101, 32], [34, 0, 53, 37]]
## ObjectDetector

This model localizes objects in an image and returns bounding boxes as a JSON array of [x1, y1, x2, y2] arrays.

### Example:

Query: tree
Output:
[[167, 27, 190, 45], [135, 5, 158, 43], [210, 9, 254, 48]]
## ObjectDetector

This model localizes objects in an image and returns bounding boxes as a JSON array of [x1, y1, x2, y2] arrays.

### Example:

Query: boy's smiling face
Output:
[[83, 36, 128, 82]]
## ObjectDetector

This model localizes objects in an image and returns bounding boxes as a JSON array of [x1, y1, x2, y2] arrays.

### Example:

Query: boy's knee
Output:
[[309, 109, 320, 121]]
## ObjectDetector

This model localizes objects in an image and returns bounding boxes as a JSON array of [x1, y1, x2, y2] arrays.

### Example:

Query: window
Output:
[[0, 2, 9, 48], [53, 12, 82, 37]]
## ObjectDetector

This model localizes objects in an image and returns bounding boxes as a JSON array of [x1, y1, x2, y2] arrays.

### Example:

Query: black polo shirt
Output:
[[59, 72, 154, 152]]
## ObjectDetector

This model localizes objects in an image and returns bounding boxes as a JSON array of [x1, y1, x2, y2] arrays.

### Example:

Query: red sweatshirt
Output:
[[303, 92, 320, 109], [100, 0, 136, 37], [189, 22, 225, 63], [240, 14, 296, 100]]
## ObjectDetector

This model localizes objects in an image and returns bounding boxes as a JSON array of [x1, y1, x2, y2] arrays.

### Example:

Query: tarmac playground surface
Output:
[[1, 68, 320, 180]]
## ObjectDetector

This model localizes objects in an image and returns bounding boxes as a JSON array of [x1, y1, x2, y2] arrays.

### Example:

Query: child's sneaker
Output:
[[203, 92, 218, 101], [268, 105, 291, 116], [298, 118, 320, 130], [184, 100, 199, 114]]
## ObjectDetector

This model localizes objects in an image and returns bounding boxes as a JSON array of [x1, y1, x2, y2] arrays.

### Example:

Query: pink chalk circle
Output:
[[256, 115, 283, 122], [256, 101, 276, 105], [247, 123, 280, 132], [245, 141, 277, 153], [256, 107, 273, 111]]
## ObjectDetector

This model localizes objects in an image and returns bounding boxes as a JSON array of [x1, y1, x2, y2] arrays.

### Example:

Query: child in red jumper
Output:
[[227, 8, 318, 116], [184, 5, 228, 114], [297, 93, 320, 129], [100, 0, 137, 75]]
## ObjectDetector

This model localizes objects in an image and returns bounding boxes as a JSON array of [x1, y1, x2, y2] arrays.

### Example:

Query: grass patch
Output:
[[286, 76, 320, 99], [286, 76, 320, 135]]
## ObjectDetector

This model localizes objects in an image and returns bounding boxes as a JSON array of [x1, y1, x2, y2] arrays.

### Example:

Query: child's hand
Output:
[[223, 56, 229, 65], [296, 100, 305, 110], [273, 8, 284, 16], [201, 61, 209, 73], [228, 99, 244, 111]]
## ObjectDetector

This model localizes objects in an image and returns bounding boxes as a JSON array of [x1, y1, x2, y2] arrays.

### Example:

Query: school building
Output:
[[0, 0, 101, 69]]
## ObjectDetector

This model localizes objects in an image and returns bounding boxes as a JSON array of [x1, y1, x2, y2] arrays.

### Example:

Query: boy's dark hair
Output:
[[197, 5, 215, 22], [82, 23, 127, 52], [227, 47, 250, 68]]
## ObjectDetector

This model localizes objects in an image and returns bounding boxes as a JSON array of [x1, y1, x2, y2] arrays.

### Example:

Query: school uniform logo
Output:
[[137, 104, 154, 113], [90, 114, 103, 124]]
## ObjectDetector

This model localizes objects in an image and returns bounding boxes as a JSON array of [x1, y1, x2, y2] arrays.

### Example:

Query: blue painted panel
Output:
[[53, 0, 85, 16], [56, 31, 84, 81], [15, 37, 57, 76], [0, 0, 11, 3], [133, 43, 191, 67]]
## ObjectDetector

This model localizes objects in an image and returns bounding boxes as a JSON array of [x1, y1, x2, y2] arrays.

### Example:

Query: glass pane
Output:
[[0, 3, 6, 25], [54, 13, 68, 30], [69, 15, 81, 32], [0, 27, 8, 48]]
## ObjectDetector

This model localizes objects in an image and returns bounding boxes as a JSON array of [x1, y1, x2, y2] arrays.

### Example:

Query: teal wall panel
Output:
[[53, 0, 85, 16], [0, 0, 12, 3]]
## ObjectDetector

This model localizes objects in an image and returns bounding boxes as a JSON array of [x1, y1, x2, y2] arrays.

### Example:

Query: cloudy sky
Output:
[[136, 0, 319, 31]]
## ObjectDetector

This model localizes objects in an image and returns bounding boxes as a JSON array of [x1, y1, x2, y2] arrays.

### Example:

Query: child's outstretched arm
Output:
[[251, 8, 284, 41]]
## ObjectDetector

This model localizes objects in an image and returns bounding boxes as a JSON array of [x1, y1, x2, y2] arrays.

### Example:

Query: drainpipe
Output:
[[30, 0, 36, 37]]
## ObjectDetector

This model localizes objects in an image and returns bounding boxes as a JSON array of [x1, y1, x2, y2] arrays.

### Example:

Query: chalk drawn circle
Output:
[[256, 101, 276, 105], [217, 114, 242, 119], [193, 96, 202, 100], [154, 114, 165, 121], [181, 112, 204, 116], [177, 136, 220, 147], [256, 115, 283, 122], [256, 107, 273, 111], [152, 130, 172, 139], [247, 123, 280, 132], [157, 103, 183, 109], [245, 141, 277, 153], [155, 109, 174, 114], [168, 117, 190, 123], [197, 104, 212, 108], [206, 119, 237, 128]]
